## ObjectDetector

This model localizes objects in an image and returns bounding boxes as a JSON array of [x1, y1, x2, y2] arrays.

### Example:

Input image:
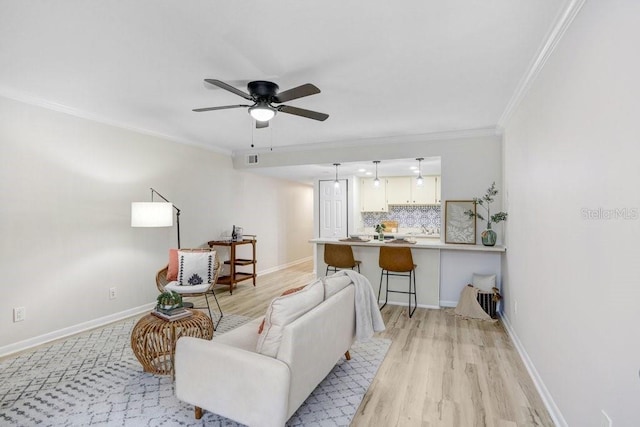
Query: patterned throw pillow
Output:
[[168, 248, 212, 281], [177, 251, 216, 286]]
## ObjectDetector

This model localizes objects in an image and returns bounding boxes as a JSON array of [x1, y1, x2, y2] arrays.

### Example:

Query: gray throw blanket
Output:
[[335, 270, 386, 340]]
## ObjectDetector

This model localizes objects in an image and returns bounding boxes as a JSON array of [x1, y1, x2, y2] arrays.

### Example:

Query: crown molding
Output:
[[497, 0, 587, 129], [0, 87, 232, 156]]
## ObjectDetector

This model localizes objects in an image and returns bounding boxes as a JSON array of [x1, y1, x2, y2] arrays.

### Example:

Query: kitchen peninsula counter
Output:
[[310, 237, 505, 252], [310, 238, 506, 308]]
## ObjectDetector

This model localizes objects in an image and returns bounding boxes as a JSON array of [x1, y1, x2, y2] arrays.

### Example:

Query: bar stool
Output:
[[324, 243, 361, 275], [378, 246, 417, 318]]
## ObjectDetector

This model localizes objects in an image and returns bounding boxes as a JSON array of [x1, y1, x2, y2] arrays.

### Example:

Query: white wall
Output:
[[0, 96, 313, 352], [502, 1, 640, 425], [260, 133, 504, 243]]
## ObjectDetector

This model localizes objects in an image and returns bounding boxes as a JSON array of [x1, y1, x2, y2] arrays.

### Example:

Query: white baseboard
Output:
[[0, 302, 156, 358], [500, 313, 566, 427], [257, 256, 313, 276], [439, 300, 458, 308], [379, 300, 440, 310]]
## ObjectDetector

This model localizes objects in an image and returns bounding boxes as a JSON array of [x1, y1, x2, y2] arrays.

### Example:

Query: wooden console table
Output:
[[208, 237, 257, 294]]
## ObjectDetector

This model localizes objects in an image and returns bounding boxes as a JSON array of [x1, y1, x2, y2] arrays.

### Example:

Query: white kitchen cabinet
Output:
[[385, 177, 411, 205], [411, 176, 437, 204], [384, 175, 441, 205], [360, 178, 387, 212]]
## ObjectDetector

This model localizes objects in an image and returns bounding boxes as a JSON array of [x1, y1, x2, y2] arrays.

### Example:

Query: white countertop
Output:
[[310, 237, 506, 252], [357, 227, 440, 239]]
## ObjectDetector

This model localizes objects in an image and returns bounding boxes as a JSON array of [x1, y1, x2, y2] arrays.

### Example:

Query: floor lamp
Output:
[[131, 188, 181, 248]]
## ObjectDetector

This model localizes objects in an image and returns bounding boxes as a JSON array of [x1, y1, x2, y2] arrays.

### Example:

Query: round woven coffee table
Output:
[[131, 310, 214, 376]]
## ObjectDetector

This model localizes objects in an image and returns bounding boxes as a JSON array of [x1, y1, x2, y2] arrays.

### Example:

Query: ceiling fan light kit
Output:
[[249, 103, 276, 122], [194, 79, 329, 129]]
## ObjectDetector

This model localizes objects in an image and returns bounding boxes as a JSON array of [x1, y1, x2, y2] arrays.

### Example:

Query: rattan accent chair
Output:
[[156, 249, 223, 329], [324, 243, 361, 276]]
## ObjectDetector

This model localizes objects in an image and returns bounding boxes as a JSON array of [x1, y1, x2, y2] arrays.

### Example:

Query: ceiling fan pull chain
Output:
[[251, 119, 255, 148]]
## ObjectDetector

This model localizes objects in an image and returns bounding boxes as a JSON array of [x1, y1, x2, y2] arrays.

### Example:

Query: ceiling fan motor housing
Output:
[[248, 81, 279, 99]]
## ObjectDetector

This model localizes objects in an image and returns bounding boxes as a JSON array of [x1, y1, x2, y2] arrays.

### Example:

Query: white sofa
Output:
[[174, 274, 357, 427]]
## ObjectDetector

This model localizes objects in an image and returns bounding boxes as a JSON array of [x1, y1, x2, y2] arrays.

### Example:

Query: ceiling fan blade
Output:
[[272, 83, 320, 103], [256, 120, 269, 129], [204, 79, 253, 101], [192, 104, 250, 112], [278, 105, 329, 121]]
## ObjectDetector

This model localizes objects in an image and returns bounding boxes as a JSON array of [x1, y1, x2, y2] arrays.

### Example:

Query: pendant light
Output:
[[416, 157, 424, 187], [333, 163, 341, 188], [373, 160, 381, 188]]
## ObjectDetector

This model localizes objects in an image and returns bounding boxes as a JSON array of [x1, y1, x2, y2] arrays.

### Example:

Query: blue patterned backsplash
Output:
[[362, 205, 441, 229]]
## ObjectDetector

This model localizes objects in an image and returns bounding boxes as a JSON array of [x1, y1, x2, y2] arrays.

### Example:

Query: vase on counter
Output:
[[481, 223, 497, 246]]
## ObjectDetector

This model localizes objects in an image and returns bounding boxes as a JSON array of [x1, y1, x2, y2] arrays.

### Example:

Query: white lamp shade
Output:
[[131, 202, 173, 227]]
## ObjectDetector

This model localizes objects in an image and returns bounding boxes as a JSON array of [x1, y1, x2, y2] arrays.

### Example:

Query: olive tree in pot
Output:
[[465, 182, 508, 246], [374, 223, 386, 241]]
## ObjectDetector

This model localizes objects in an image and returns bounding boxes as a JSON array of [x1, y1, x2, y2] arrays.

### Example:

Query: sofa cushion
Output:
[[256, 279, 324, 357], [165, 281, 210, 294], [259, 285, 306, 334], [215, 318, 263, 352], [323, 274, 352, 299], [177, 250, 216, 286]]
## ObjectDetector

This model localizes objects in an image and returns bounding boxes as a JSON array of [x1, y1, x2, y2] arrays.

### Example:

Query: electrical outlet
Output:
[[13, 307, 26, 322], [109, 287, 117, 300], [601, 409, 612, 427]]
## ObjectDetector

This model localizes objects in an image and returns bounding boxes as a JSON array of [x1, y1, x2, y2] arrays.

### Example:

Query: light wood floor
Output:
[[190, 260, 554, 427]]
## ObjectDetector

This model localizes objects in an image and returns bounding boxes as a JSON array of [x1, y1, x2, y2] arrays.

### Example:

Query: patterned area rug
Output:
[[0, 313, 391, 426]]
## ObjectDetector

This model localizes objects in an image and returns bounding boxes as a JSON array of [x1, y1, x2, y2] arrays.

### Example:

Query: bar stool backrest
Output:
[[324, 244, 357, 269], [378, 246, 414, 272]]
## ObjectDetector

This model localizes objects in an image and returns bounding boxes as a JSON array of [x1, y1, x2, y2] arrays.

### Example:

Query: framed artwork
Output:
[[444, 200, 476, 244]]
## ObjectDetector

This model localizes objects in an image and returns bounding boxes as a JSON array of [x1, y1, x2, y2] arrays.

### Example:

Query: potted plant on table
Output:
[[374, 223, 386, 241], [464, 182, 508, 246], [156, 291, 183, 311]]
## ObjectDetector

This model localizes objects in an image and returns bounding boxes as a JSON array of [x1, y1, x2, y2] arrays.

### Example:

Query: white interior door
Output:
[[319, 180, 348, 238]]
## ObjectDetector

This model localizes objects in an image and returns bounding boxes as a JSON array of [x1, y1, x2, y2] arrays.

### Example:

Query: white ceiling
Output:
[[0, 0, 569, 180]]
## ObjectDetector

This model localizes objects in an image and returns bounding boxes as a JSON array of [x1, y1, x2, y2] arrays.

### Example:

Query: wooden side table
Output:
[[208, 237, 257, 294], [130, 310, 214, 376]]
